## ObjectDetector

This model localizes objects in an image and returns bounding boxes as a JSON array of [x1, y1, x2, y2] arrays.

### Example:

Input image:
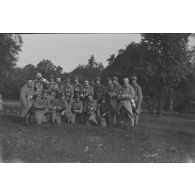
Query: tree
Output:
[[36, 59, 63, 79], [0, 34, 23, 95], [141, 33, 193, 115]]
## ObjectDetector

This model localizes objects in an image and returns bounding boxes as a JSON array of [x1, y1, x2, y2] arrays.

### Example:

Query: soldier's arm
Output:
[[137, 86, 143, 108], [20, 87, 27, 107]]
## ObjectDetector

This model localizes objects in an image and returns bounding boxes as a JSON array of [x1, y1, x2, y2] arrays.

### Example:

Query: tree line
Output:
[[0, 34, 195, 115]]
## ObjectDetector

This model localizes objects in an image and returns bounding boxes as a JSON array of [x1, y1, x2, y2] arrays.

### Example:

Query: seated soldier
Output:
[[97, 98, 111, 128], [86, 94, 98, 126], [51, 93, 70, 125], [70, 92, 83, 124], [33, 91, 47, 125]]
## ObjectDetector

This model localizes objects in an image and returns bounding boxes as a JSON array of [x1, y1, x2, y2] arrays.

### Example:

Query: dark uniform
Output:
[[61, 78, 74, 102], [51, 96, 70, 124], [70, 97, 83, 124], [86, 96, 98, 126], [94, 77, 105, 104]]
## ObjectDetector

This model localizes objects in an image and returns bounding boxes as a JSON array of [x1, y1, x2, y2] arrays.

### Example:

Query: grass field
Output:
[[0, 101, 195, 163]]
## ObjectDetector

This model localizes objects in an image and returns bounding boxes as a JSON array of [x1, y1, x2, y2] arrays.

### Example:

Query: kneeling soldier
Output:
[[70, 93, 83, 124], [33, 91, 47, 125], [86, 94, 98, 126], [51, 93, 70, 125]]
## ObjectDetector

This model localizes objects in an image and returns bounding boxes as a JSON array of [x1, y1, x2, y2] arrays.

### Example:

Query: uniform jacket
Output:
[[118, 84, 135, 117], [94, 84, 105, 102], [20, 85, 35, 117], [132, 83, 143, 111]]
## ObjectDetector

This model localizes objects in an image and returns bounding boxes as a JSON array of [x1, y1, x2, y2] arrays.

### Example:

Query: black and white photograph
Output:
[[0, 33, 195, 163]]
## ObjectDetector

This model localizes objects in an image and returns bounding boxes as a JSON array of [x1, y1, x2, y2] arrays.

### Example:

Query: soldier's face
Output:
[[108, 80, 112, 85], [56, 78, 61, 83], [132, 79, 136, 85], [123, 78, 129, 85], [74, 79, 78, 84], [84, 81, 89, 86], [88, 95, 93, 101], [96, 80, 100, 85], [50, 78, 54, 82]]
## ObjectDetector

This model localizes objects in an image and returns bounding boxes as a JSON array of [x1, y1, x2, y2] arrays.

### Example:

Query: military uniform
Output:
[[107, 81, 121, 126], [33, 94, 47, 125], [20, 83, 35, 118], [94, 84, 105, 103], [51, 97, 70, 124], [72, 83, 84, 97], [132, 82, 143, 125], [118, 83, 135, 128], [70, 98, 83, 124], [97, 101, 111, 128], [61, 82, 74, 101], [86, 99, 98, 126]]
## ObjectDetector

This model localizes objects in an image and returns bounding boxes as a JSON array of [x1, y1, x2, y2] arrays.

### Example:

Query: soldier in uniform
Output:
[[118, 77, 136, 130], [48, 75, 58, 93], [33, 91, 47, 125], [70, 92, 83, 124], [61, 78, 74, 102], [81, 79, 94, 123], [33, 73, 48, 95], [86, 94, 98, 126], [20, 80, 35, 125], [72, 75, 83, 97], [131, 75, 143, 126], [108, 76, 122, 126], [90, 80, 95, 88], [51, 93, 70, 125], [94, 77, 105, 104], [56, 77, 63, 94], [97, 97, 111, 128]]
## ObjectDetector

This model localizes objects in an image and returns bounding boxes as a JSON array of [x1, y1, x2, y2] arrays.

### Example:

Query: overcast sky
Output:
[[17, 34, 141, 72]]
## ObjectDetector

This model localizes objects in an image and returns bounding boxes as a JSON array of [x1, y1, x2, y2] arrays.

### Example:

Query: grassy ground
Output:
[[0, 101, 195, 163]]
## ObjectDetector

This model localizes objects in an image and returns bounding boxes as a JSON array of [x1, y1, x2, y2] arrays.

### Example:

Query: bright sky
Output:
[[17, 34, 141, 72]]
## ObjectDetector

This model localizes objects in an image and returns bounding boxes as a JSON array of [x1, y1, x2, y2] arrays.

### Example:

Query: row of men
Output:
[[20, 73, 143, 129]]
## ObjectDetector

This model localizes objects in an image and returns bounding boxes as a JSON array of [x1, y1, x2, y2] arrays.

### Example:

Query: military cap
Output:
[[95, 77, 101, 81], [49, 74, 55, 78], [112, 76, 118, 81], [107, 77, 112, 81], [73, 75, 79, 80], [131, 75, 137, 80], [65, 77, 70, 82]]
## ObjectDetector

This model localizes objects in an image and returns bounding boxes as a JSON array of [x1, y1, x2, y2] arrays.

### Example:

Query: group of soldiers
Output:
[[20, 72, 143, 130]]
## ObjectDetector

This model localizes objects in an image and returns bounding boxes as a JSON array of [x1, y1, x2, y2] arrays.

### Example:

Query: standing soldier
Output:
[[61, 78, 74, 102], [90, 80, 95, 88], [20, 80, 35, 125], [86, 94, 98, 126], [94, 77, 105, 104], [56, 77, 63, 94], [118, 77, 136, 130], [131, 75, 143, 126], [72, 76, 83, 97], [48, 75, 58, 93], [70, 92, 83, 124], [107, 76, 122, 127], [33, 73, 46, 95]]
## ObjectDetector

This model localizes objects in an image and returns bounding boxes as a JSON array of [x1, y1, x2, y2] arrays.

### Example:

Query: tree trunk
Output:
[[168, 87, 174, 112], [156, 93, 162, 117]]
